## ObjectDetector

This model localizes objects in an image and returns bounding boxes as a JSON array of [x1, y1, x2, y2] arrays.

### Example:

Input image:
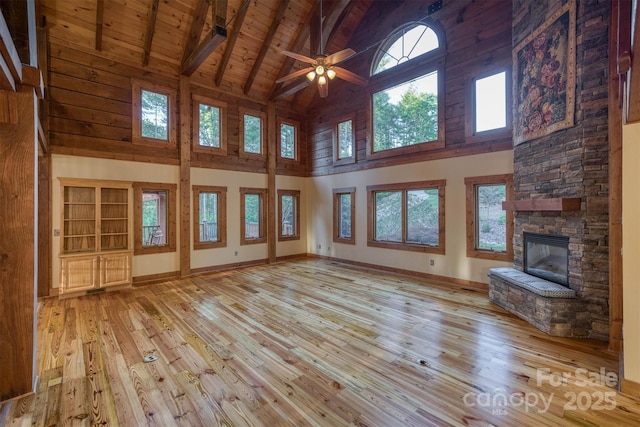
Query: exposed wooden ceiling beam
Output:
[[142, 0, 160, 66], [214, 0, 248, 87], [272, 79, 311, 101], [244, 0, 291, 96], [183, 0, 229, 76], [182, 0, 210, 64], [95, 0, 104, 51]]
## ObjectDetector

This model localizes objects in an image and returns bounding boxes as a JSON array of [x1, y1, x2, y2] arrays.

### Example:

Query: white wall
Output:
[[52, 158, 312, 287], [623, 122, 640, 383], [307, 150, 514, 285], [51, 154, 181, 287]]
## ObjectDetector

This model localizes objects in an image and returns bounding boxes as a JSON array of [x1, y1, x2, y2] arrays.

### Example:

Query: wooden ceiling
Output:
[[38, 0, 374, 105]]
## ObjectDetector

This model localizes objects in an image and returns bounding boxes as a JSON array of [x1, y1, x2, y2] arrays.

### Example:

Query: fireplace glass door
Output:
[[523, 232, 569, 286]]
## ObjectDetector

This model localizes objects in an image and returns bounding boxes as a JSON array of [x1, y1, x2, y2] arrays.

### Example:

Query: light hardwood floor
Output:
[[2, 258, 640, 426]]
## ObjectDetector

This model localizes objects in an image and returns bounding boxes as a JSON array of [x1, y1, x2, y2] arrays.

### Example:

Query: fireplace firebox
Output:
[[523, 232, 570, 287]]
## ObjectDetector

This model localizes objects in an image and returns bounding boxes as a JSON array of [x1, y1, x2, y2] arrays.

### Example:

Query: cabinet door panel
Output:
[[100, 252, 132, 287], [61, 256, 98, 293]]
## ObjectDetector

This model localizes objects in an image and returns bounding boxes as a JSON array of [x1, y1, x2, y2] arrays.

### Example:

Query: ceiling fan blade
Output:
[[318, 81, 329, 98], [332, 66, 368, 86], [325, 48, 356, 66], [282, 50, 316, 64], [275, 67, 313, 84]]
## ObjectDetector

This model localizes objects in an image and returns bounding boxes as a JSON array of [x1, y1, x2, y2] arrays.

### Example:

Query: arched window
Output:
[[369, 22, 444, 156], [371, 23, 440, 76]]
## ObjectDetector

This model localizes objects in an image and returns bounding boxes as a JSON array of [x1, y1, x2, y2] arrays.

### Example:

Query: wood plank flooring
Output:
[[2, 258, 640, 426]]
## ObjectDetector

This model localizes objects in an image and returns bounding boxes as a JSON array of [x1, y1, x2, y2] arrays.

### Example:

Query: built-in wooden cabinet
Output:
[[59, 179, 133, 296]]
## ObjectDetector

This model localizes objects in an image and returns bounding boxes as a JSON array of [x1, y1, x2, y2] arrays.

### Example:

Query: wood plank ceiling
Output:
[[38, 0, 373, 106]]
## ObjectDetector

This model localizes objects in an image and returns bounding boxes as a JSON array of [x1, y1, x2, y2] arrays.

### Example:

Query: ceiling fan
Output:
[[275, 0, 368, 98]]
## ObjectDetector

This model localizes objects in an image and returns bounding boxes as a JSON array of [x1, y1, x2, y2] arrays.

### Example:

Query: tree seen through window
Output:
[[141, 90, 168, 140]]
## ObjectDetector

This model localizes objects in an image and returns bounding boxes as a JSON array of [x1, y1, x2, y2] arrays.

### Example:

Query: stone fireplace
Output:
[[490, 0, 611, 341]]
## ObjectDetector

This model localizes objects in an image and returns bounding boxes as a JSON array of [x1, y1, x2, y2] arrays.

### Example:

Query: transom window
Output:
[[367, 180, 446, 254], [372, 23, 439, 75]]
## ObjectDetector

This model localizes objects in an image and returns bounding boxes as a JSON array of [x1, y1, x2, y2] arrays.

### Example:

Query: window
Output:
[[465, 175, 513, 261], [367, 180, 445, 254], [133, 182, 177, 255], [466, 69, 511, 141], [193, 186, 227, 250], [372, 71, 439, 152], [369, 22, 444, 158], [333, 115, 355, 165], [240, 187, 267, 245], [193, 95, 227, 155], [278, 119, 298, 161], [333, 187, 355, 244], [372, 24, 440, 75], [132, 80, 176, 146], [239, 108, 265, 157], [278, 190, 300, 241]]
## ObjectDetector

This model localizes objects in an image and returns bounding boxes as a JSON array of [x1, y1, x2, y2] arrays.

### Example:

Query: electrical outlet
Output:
[[53, 229, 60, 236], [327, 246, 330, 251], [234, 250, 238, 256], [430, 259, 435, 266], [317, 244, 321, 250]]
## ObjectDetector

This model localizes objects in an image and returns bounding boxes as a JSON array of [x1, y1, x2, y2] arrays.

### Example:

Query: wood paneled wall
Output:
[[47, 42, 307, 175], [307, 0, 513, 176]]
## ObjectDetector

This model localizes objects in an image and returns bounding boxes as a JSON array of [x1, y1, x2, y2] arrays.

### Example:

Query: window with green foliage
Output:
[[240, 110, 264, 156], [133, 182, 176, 255], [278, 189, 300, 240], [279, 122, 297, 160], [369, 22, 443, 156], [141, 90, 168, 140], [240, 187, 267, 245], [337, 119, 353, 159], [142, 190, 168, 246], [193, 96, 227, 155], [193, 185, 227, 249], [372, 71, 438, 152], [367, 180, 445, 254], [132, 80, 176, 145], [464, 175, 513, 261], [333, 188, 355, 244], [199, 105, 220, 147]]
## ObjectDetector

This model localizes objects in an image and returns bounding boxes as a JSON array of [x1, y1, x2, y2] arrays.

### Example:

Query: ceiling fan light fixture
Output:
[[327, 68, 336, 80], [306, 70, 316, 82], [318, 75, 327, 85], [315, 65, 325, 75]]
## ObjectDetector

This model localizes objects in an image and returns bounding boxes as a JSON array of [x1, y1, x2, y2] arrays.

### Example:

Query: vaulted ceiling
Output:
[[38, 0, 375, 106]]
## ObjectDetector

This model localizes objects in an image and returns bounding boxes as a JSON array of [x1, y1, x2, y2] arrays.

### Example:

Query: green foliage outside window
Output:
[[141, 90, 168, 140], [337, 120, 353, 159], [339, 193, 351, 238], [373, 72, 438, 152], [199, 104, 220, 148], [375, 188, 439, 246], [280, 123, 295, 159], [244, 115, 262, 154]]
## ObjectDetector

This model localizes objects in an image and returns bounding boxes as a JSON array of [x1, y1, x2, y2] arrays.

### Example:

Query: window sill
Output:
[[467, 249, 512, 262], [194, 241, 227, 250], [135, 244, 176, 256], [367, 240, 445, 255]]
